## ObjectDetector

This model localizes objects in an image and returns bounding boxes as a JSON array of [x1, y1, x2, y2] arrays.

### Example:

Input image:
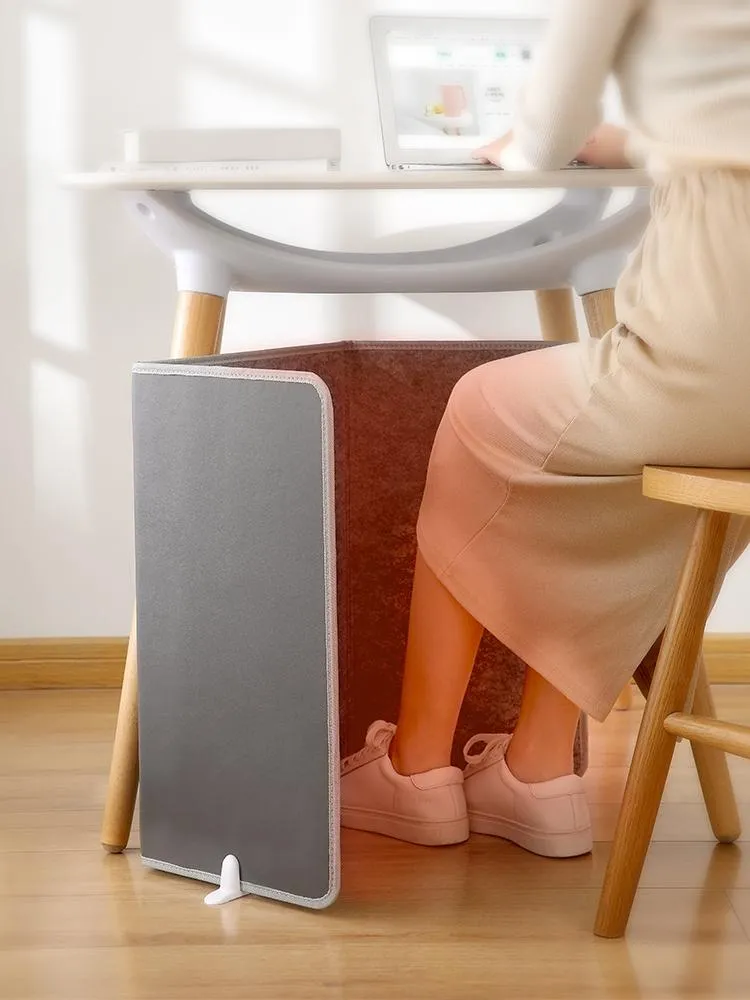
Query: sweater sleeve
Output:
[[498, 0, 642, 171]]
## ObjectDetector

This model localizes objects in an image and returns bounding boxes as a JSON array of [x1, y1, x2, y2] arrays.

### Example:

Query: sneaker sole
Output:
[[342, 807, 469, 847], [469, 812, 592, 858]]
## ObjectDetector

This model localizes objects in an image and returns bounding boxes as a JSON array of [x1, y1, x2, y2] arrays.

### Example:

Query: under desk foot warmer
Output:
[[131, 340, 586, 910]]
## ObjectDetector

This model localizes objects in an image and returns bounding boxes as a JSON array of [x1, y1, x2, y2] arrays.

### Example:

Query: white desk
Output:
[[66, 166, 648, 192], [67, 164, 651, 853]]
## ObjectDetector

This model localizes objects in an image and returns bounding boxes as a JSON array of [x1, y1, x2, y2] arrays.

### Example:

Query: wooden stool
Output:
[[595, 466, 747, 938]]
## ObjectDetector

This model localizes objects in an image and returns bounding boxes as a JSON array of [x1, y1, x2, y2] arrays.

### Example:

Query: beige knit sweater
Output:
[[500, 0, 750, 173]]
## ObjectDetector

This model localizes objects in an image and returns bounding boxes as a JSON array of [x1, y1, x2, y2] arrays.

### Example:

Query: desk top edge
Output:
[[63, 167, 651, 192]]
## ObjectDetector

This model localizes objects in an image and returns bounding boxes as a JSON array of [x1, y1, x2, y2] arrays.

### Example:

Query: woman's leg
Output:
[[342, 547, 590, 853], [390, 550, 581, 781], [390, 551, 484, 775], [506, 668, 581, 782]]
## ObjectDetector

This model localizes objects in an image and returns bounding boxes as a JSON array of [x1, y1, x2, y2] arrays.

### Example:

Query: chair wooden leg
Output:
[[535, 288, 580, 343], [594, 509, 731, 938], [690, 660, 741, 844], [100, 290, 226, 853]]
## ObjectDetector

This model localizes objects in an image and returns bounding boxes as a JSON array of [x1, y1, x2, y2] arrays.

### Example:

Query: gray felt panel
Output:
[[133, 368, 338, 908]]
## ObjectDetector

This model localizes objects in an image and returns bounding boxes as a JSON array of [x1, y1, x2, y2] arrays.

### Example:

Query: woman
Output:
[[341, 0, 750, 856]]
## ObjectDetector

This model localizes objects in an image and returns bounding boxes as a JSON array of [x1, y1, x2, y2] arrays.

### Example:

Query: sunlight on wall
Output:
[[24, 5, 87, 353], [180, 0, 331, 92], [31, 360, 90, 527], [25, 4, 91, 528], [179, 66, 322, 130]]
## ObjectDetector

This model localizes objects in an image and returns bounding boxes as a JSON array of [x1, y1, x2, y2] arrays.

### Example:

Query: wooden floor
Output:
[[2, 690, 750, 1000]]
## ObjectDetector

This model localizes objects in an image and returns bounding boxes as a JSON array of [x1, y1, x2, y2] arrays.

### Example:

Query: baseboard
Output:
[[0, 638, 128, 690], [0, 634, 748, 691], [703, 634, 750, 684]]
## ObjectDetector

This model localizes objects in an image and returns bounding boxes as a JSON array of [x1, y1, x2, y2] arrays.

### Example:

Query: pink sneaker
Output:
[[340, 722, 469, 846], [463, 734, 592, 858]]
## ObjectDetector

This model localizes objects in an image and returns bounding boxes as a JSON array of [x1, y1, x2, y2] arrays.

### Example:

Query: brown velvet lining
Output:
[[214, 341, 587, 772]]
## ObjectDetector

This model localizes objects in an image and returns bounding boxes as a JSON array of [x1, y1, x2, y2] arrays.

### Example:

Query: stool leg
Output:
[[100, 290, 226, 853], [633, 642, 740, 840], [535, 288, 579, 343], [594, 509, 731, 938], [691, 660, 741, 844]]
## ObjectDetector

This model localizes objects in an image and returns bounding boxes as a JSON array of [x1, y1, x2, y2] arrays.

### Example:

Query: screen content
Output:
[[385, 30, 537, 151]]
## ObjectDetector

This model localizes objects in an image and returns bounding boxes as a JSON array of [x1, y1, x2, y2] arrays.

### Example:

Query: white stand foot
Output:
[[204, 855, 247, 906]]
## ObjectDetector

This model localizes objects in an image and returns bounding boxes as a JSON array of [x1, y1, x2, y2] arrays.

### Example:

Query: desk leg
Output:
[[101, 290, 227, 853], [581, 288, 616, 341], [581, 289, 634, 713], [535, 289, 579, 343]]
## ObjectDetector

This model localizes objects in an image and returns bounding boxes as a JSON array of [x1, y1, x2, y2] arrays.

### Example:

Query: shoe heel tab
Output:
[[410, 766, 464, 790]]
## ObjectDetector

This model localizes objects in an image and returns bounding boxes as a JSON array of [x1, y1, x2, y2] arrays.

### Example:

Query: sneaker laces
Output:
[[463, 733, 512, 767], [341, 721, 395, 774]]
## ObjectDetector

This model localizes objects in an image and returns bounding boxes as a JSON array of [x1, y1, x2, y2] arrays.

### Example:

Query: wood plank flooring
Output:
[[1, 688, 749, 999]]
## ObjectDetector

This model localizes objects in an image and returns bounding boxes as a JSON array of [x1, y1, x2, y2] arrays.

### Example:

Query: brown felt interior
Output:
[[221, 341, 587, 772]]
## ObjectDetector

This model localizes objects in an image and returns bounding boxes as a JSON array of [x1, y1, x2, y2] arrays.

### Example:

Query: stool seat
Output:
[[644, 466, 750, 516]]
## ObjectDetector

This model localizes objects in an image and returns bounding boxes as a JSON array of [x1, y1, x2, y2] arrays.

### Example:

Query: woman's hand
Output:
[[473, 131, 513, 166], [473, 124, 632, 169], [576, 124, 632, 168]]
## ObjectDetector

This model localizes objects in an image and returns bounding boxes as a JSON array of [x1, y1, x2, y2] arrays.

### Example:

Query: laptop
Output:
[[370, 15, 548, 171]]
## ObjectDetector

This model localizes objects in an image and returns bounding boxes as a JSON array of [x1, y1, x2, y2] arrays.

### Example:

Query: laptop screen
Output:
[[381, 22, 540, 157]]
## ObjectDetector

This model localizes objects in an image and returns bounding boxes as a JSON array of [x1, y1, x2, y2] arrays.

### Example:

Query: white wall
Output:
[[0, 0, 746, 636]]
